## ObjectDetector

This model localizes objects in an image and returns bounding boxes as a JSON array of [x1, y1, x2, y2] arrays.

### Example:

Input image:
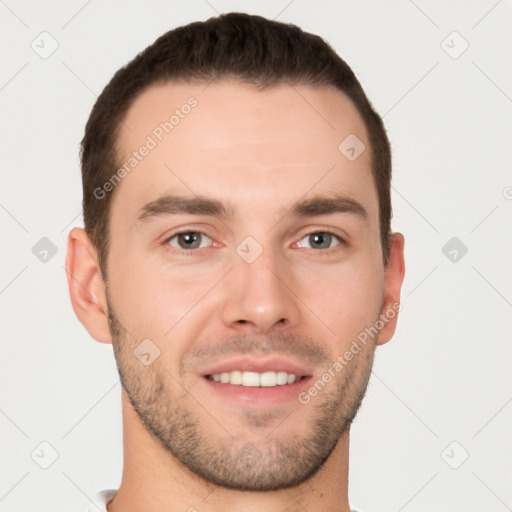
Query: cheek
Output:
[[297, 256, 383, 344], [107, 250, 220, 338]]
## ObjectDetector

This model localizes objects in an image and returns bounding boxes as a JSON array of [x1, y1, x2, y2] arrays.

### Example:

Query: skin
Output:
[[66, 81, 405, 512]]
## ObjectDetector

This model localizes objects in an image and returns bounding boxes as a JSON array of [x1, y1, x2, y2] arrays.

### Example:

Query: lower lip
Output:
[[201, 376, 312, 406]]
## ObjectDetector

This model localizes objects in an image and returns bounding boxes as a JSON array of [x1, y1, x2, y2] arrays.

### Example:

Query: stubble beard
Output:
[[106, 293, 377, 491]]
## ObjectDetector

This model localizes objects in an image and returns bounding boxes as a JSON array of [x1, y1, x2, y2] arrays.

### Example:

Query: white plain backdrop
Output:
[[1, 1, 511, 511]]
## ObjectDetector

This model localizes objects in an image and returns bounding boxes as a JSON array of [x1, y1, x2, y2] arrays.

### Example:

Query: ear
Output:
[[65, 227, 112, 344], [376, 232, 405, 346]]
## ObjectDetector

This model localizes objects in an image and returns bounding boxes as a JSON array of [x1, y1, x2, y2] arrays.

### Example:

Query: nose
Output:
[[221, 246, 301, 334]]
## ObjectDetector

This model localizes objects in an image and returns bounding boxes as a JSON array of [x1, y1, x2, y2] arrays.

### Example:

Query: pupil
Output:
[[311, 233, 330, 249]]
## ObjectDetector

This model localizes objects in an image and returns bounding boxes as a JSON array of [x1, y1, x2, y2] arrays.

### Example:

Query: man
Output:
[[66, 12, 405, 512]]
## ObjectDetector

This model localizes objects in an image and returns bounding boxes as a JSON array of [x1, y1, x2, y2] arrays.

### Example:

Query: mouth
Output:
[[199, 356, 313, 406], [205, 370, 308, 387]]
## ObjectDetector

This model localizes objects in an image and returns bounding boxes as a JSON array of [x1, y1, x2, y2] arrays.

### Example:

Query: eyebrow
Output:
[[290, 194, 368, 221], [136, 195, 231, 222], [135, 193, 368, 224]]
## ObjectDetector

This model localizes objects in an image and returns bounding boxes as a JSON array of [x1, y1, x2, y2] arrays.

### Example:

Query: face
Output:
[[103, 81, 396, 490]]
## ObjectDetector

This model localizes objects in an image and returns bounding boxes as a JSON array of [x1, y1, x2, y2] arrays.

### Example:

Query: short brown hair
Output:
[[80, 12, 393, 275]]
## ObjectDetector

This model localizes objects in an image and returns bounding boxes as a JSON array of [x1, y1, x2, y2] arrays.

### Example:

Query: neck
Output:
[[108, 391, 352, 512]]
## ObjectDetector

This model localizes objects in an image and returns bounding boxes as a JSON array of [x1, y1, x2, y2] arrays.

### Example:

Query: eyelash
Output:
[[162, 230, 345, 255]]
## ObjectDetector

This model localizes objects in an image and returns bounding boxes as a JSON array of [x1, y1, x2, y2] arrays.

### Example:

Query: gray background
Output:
[[1, 0, 511, 510]]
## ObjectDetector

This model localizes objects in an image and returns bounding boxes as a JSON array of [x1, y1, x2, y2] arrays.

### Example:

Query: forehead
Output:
[[118, 80, 369, 159], [112, 80, 377, 224]]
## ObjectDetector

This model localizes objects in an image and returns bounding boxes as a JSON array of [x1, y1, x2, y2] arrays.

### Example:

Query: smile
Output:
[[206, 370, 304, 387]]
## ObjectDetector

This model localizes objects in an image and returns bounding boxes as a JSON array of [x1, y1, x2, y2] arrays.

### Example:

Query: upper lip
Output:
[[200, 356, 312, 378]]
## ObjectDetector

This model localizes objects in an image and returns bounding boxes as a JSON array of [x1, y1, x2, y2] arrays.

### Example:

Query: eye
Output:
[[297, 232, 342, 250], [166, 231, 212, 250]]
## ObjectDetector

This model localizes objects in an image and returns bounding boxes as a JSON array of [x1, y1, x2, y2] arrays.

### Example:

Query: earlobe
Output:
[[65, 227, 112, 344], [376, 232, 406, 346]]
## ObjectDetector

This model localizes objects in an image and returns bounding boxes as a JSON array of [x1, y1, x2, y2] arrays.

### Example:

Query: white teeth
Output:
[[208, 370, 300, 387], [242, 371, 260, 387], [276, 371, 288, 385], [260, 371, 277, 387], [230, 370, 243, 385]]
